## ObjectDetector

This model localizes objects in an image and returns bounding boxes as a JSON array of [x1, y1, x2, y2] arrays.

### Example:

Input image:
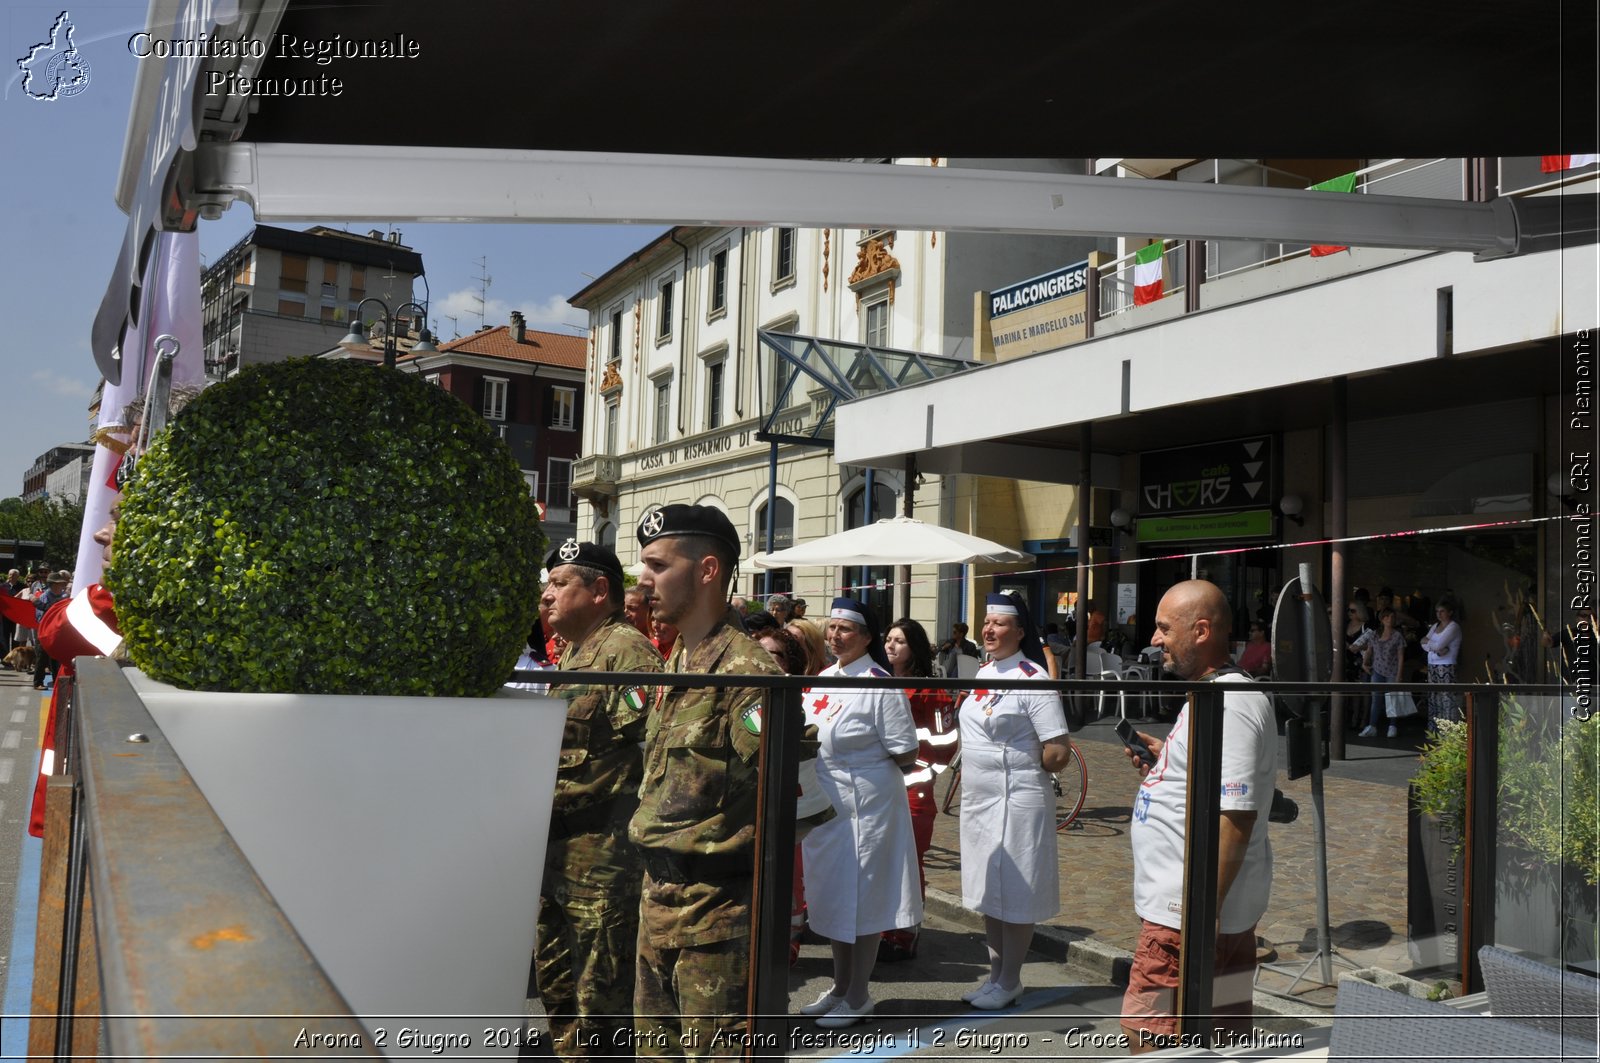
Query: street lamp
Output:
[[339, 298, 438, 369]]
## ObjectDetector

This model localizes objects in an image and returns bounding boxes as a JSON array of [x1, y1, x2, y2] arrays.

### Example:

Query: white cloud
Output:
[[433, 289, 586, 338], [30, 370, 95, 399]]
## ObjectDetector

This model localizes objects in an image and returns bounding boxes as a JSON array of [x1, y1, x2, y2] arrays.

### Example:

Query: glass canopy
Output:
[[755, 330, 977, 447]]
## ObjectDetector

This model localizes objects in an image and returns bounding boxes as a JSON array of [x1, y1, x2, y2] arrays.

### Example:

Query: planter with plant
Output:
[[1411, 700, 1599, 965], [98, 357, 557, 1052]]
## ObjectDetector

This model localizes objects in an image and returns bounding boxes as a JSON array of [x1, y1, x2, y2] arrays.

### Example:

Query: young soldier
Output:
[[629, 505, 781, 1059]]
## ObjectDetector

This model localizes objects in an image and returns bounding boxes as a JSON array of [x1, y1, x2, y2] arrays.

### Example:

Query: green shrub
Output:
[[1413, 703, 1600, 884], [107, 358, 543, 697]]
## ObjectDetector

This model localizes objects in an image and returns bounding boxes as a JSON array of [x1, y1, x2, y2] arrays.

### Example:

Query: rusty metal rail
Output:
[[32, 658, 375, 1059]]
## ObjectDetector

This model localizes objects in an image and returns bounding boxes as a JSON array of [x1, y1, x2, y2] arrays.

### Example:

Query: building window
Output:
[[707, 360, 724, 430], [349, 268, 364, 302], [551, 387, 576, 429], [523, 471, 539, 497], [483, 377, 508, 421], [279, 253, 308, 294], [863, 297, 890, 348], [774, 228, 796, 283], [654, 378, 671, 445], [755, 497, 795, 551], [547, 458, 574, 512], [845, 480, 899, 619], [657, 279, 674, 340], [604, 399, 620, 454], [425, 373, 442, 388], [277, 297, 305, 317], [709, 249, 729, 315], [610, 308, 623, 362]]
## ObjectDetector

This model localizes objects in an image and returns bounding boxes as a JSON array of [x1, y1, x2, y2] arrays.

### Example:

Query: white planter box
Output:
[[128, 670, 567, 1056]]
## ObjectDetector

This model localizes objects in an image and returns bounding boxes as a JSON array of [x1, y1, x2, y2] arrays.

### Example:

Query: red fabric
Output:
[[28, 684, 62, 838], [37, 586, 120, 663], [28, 586, 119, 838], [1309, 243, 1349, 257], [0, 592, 37, 629], [907, 688, 957, 768]]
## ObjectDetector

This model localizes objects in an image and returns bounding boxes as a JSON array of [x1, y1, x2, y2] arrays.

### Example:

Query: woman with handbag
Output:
[[1354, 607, 1408, 738]]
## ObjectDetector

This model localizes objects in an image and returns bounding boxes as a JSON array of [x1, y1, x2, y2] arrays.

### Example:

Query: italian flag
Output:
[[622, 686, 650, 712], [1309, 172, 1358, 257], [1132, 242, 1164, 305], [1541, 155, 1599, 173]]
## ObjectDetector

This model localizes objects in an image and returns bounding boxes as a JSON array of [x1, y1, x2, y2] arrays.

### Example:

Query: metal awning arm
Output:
[[190, 142, 1568, 255]]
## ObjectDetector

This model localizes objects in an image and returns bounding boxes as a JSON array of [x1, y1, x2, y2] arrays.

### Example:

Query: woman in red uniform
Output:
[[878, 616, 957, 961]]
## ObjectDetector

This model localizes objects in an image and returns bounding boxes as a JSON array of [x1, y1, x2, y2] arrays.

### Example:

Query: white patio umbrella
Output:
[[751, 516, 1033, 568]]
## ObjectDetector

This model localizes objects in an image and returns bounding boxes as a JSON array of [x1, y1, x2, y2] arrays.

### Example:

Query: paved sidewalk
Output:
[[921, 713, 1434, 1009]]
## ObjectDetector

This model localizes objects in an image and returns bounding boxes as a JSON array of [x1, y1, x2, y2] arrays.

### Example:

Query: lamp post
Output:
[[339, 298, 437, 369]]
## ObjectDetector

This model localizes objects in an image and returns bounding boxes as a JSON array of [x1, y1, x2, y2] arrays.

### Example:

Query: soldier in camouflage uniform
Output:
[[536, 540, 662, 1059], [629, 504, 781, 1061]]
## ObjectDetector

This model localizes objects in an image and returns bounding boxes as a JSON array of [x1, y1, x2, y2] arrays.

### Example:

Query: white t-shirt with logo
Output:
[[1129, 672, 1276, 934]]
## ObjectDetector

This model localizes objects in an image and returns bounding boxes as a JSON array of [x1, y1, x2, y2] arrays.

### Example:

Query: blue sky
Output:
[[0, 2, 658, 497]]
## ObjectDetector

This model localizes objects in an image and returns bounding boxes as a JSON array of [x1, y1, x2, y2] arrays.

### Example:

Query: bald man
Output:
[[1120, 580, 1276, 1052]]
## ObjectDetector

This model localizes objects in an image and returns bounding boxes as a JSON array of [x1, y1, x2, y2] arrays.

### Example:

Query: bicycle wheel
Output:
[[939, 751, 962, 815], [1054, 740, 1088, 831]]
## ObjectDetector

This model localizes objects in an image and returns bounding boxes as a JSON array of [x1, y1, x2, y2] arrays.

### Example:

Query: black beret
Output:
[[544, 539, 625, 591], [637, 504, 741, 557]]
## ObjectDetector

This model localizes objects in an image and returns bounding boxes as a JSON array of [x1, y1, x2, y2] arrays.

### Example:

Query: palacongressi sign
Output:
[[983, 260, 1088, 360]]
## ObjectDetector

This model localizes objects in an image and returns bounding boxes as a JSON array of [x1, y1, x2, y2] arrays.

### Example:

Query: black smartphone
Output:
[[1117, 717, 1158, 768]]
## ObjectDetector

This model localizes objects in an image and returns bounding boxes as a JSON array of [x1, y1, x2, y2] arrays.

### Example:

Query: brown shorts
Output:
[[1120, 919, 1258, 1048]]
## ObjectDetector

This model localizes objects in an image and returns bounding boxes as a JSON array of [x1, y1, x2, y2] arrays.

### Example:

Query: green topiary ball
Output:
[[106, 358, 544, 696]]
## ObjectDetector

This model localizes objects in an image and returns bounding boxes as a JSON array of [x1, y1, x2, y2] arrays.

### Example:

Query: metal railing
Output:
[[1092, 156, 1590, 319], [34, 661, 1578, 1058], [1096, 241, 1188, 319]]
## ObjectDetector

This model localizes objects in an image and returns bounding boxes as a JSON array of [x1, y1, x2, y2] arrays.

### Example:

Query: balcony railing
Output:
[[570, 454, 621, 501], [1085, 157, 1595, 331]]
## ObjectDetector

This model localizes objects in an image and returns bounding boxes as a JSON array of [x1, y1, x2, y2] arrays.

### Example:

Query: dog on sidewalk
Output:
[[3, 644, 37, 672]]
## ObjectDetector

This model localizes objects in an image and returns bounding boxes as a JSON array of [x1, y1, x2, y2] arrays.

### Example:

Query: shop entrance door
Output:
[[1134, 548, 1281, 657]]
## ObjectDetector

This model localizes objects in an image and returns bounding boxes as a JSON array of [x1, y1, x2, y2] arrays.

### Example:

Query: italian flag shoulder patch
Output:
[[739, 701, 762, 736], [622, 686, 649, 713]]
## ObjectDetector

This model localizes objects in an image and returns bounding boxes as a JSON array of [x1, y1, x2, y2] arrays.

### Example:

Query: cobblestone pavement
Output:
[[921, 715, 1432, 1007]]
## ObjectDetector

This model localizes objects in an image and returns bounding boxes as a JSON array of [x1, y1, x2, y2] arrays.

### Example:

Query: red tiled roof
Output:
[[412, 325, 587, 369]]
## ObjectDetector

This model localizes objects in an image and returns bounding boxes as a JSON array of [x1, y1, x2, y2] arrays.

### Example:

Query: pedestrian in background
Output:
[[32, 571, 71, 689], [786, 618, 828, 675], [1355, 607, 1406, 738], [879, 616, 956, 962], [1421, 596, 1463, 726]]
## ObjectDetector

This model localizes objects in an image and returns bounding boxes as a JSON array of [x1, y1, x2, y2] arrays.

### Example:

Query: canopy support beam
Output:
[[190, 143, 1591, 258]]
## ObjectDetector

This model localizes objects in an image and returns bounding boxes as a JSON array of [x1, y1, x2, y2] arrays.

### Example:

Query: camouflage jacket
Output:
[[629, 608, 779, 947], [553, 615, 661, 814]]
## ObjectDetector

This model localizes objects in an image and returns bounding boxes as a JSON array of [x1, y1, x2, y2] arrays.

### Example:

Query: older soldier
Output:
[[536, 540, 662, 1059], [630, 504, 781, 1060]]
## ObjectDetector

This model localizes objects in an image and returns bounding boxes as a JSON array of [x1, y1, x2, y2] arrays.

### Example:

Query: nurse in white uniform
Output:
[[797, 597, 922, 1029], [958, 591, 1072, 1010]]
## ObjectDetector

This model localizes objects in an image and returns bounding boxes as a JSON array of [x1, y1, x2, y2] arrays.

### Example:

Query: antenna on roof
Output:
[[471, 257, 492, 332], [445, 315, 460, 339]]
